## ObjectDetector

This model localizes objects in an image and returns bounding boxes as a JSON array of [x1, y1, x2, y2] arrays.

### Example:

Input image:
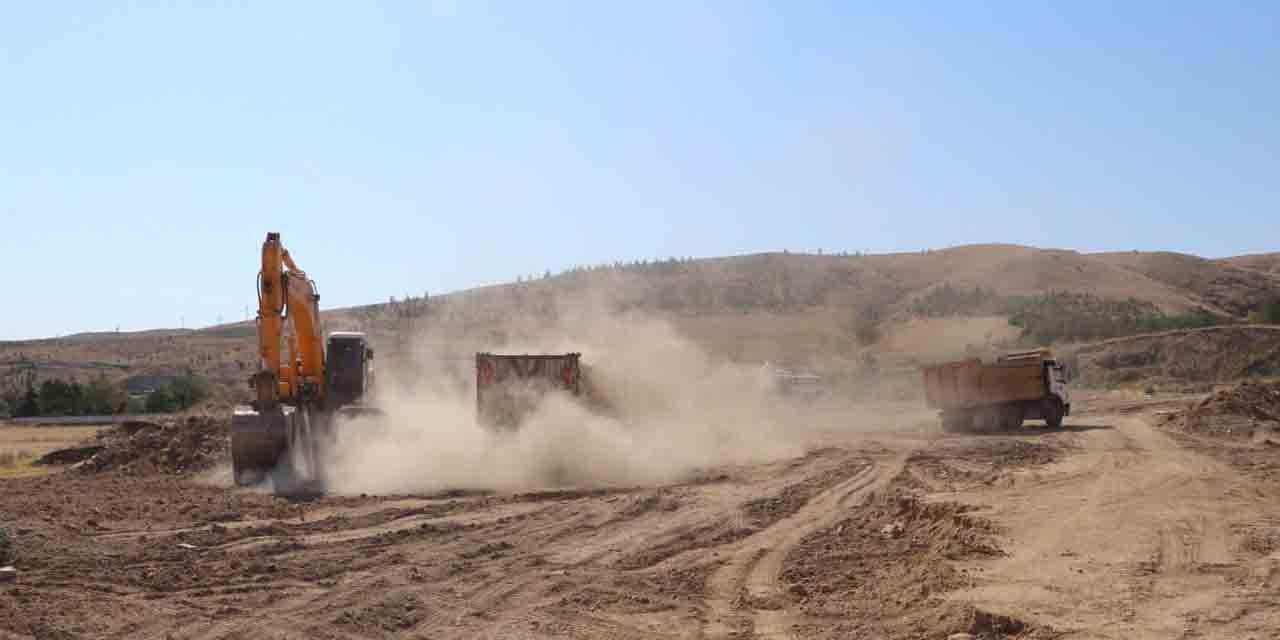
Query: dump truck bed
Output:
[[922, 356, 1047, 411], [475, 353, 582, 429]]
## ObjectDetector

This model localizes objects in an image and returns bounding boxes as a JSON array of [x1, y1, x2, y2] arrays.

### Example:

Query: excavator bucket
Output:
[[230, 405, 290, 486]]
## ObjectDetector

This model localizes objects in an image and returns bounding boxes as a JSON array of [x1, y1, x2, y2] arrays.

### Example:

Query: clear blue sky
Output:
[[3, 2, 1277, 340]]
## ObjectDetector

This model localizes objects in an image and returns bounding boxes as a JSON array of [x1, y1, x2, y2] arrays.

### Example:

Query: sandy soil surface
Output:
[[2, 393, 1279, 639]]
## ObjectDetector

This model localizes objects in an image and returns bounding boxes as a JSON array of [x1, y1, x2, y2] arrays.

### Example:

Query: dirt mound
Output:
[[782, 492, 1014, 638], [53, 415, 230, 475], [1161, 380, 1280, 440]]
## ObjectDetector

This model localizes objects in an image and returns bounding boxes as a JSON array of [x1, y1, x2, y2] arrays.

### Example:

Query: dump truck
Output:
[[475, 353, 582, 429], [921, 349, 1070, 432]]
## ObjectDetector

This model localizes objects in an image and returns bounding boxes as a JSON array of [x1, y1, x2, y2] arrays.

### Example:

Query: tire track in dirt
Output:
[[702, 452, 909, 639], [949, 414, 1277, 639]]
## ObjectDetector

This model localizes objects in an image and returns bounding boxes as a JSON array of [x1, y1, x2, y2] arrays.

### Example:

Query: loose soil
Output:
[[3, 391, 1280, 638]]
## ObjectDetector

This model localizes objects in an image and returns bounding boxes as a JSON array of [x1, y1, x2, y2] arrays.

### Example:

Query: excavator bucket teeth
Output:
[[230, 406, 289, 486]]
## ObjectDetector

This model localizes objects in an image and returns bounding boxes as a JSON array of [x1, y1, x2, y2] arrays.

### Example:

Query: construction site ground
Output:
[[3, 390, 1280, 639]]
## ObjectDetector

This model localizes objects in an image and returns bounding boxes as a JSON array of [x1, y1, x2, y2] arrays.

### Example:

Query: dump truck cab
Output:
[[996, 349, 1071, 412], [1045, 358, 1070, 410]]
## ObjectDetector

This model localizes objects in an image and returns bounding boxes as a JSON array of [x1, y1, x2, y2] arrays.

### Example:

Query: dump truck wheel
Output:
[[1043, 398, 1065, 429], [999, 404, 1025, 430], [941, 411, 973, 432], [972, 406, 1002, 432]]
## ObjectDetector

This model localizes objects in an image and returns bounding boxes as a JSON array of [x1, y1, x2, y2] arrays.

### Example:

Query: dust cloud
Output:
[[320, 309, 811, 495]]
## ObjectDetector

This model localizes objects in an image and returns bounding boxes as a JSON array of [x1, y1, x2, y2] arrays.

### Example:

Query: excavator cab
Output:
[[325, 332, 373, 410]]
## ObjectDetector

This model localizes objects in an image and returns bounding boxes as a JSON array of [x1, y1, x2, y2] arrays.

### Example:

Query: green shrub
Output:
[[0, 527, 14, 566]]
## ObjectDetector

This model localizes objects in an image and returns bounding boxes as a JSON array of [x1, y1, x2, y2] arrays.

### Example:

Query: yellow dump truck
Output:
[[921, 349, 1070, 432]]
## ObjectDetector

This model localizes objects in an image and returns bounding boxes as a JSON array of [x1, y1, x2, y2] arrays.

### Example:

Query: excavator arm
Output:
[[252, 233, 325, 408], [234, 232, 331, 487], [233, 232, 378, 490]]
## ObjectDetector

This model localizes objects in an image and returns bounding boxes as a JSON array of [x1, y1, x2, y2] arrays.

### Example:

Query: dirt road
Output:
[[2, 395, 1278, 639], [949, 411, 1280, 638]]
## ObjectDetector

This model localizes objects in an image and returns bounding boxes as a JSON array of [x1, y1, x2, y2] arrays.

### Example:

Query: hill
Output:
[[1070, 325, 1280, 388], [1092, 251, 1279, 317], [1219, 252, 1280, 276], [2, 244, 1278, 404]]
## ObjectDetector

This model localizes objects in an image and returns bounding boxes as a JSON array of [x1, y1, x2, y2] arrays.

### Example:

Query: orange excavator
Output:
[[230, 232, 378, 488]]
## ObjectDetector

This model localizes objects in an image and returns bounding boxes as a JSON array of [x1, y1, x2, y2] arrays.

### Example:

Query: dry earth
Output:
[[2, 391, 1280, 639]]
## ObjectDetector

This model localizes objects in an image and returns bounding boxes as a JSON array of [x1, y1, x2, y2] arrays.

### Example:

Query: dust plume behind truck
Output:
[[921, 349, 1070, 432]]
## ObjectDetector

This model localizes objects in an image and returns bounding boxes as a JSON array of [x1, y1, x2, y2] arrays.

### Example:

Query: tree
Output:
[[141, 375, 210, 414], [0, 526, 13, 566], [15, 386, 39, 417], [1264, 298, 1280, 324], [145, 386, 177, 413], [38, 379, 81, 416], [126, 396, 148, 414], [83, 373, 125, 415]]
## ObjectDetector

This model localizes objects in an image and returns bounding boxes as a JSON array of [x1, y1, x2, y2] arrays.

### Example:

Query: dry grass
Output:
[[0, 449, 32, 468], [0, 424, 104, 478]]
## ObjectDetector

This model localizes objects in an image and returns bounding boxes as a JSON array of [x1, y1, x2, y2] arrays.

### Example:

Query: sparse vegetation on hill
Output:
[[909, 284, 1004, 317], [1005, 293, 1225, 344], [910, 285, 1226, 344], [0, 527, 13, 566], [1248, 297, 1280, 325], [1072, 325, 1280, 387], [1094, 251, 1280, 317]]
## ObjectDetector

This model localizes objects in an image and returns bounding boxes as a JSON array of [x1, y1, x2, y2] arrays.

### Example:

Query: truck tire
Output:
[[941, 411, 973, 432], [973, 406, 1001, 433], [1042, 398, 1065, 429], [999, 404, 1025, 430]]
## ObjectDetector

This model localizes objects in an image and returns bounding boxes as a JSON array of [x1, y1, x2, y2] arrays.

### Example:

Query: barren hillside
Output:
[[1092, 250, 1279, 316], [1219, 252, 1280, 276], [1071, 325, 1280, 387], [2, 244, 1277, 401]]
